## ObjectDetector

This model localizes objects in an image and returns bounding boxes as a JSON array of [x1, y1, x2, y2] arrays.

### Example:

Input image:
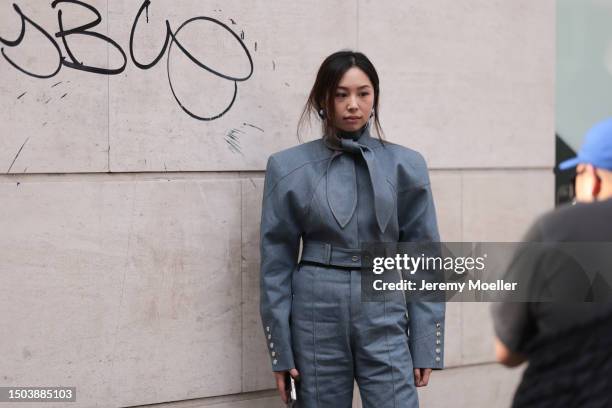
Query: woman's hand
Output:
[[274, 368, 300, 403], [413, 368, 432, 387]]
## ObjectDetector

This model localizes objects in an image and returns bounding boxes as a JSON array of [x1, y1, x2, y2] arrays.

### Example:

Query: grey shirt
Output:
[[491, 198, 612, 354]]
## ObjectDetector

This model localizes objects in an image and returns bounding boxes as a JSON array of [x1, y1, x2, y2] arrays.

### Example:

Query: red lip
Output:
[[345, 116, 361, 120]]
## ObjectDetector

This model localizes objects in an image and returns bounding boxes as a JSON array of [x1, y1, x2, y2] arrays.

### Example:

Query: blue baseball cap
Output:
[[559, 118, 612, 171]]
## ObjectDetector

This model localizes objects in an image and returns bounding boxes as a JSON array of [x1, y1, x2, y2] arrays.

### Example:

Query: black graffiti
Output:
[[0, 4, 63, 78], [55, 0, 127, 75], [0, 0, 254, 121]]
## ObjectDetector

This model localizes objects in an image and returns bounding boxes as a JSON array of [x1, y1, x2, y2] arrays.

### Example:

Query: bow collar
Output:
[[324, 124, 393, 233]]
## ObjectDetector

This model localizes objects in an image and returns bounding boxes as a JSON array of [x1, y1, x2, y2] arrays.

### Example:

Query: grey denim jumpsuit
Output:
[[259, 124, 445, 407]]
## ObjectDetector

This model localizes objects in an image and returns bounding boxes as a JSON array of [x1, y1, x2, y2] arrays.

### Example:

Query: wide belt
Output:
[[300, 240, 365, 268]]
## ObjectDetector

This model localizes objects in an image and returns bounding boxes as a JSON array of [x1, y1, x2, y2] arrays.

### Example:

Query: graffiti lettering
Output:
[[0, 0, 254, 120]]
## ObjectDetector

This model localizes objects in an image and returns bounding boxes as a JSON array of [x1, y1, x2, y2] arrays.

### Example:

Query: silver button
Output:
[[435, 356, 441, 362], [436, 339, 441, 345], [267, 334, 271, 340], [271, 351, 276, 357], [436, 331, 441, 337], [266, 326, 270, 332], [269, 342, 274, 348], [435, 347, 441, 354], [436, 322, 441, 328], [351, 255, 359, 262], [273, 359, 278, 365]]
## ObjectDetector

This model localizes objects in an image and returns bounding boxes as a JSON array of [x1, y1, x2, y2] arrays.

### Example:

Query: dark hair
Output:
[[297, 50, 385, 146]]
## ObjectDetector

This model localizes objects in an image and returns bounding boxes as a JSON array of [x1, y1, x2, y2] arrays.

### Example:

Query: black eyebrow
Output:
[[336, 85, 372, 90]]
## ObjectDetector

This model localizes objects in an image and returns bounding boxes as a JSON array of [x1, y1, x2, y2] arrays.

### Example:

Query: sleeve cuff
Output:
[[263, 324, 295, 372], [409, 326, 444, 369]]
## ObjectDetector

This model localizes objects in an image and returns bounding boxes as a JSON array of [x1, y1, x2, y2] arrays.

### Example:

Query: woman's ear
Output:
[[317, 99, 328, 119]]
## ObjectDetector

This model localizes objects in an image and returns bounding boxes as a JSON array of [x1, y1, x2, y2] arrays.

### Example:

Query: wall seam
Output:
[[239, 178, 245, 392], [106, 0, 111, 172], [356, 0, 359, 49], [0, 166, 555, 179], [460, 170, 464, 242]]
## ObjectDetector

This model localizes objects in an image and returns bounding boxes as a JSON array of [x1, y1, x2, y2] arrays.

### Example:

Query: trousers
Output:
[[291, 262, 419, 408]]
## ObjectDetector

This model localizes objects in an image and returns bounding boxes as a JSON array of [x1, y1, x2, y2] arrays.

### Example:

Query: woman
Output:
[[259, 50, 444, 407]]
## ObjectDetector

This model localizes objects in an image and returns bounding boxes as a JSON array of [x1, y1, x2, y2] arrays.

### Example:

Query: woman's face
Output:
[[331, 67, 375, 132]]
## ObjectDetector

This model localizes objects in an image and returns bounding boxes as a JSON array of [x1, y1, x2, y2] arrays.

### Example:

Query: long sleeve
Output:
[[398, 169, 446, 369], [259, 155, 302, 372], [490, 220, 543, 354]]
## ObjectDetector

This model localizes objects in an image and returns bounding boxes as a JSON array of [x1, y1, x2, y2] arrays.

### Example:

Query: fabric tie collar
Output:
[[325, 124, 393, 233]]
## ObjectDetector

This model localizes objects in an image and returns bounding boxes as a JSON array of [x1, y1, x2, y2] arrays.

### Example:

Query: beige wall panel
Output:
[[108, 390, 285, 408], [1, 1, 554, 173], [0, 0, 109, 174], [185, 394, 284, 408], [107, 0, 357, 172], [441, 302, 462, 367], [462, 170, 554, 241], [241, 177, 276, 392], [430, 172, 462, 242], [417, 363, 525, 407], [460, 302, 496, 365], [350, 363, 524, 408], [358, 0, 555, 169], [0, 178, 242, 407]]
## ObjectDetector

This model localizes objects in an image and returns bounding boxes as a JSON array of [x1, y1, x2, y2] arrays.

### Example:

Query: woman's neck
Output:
[[337, 124, 368, 141]]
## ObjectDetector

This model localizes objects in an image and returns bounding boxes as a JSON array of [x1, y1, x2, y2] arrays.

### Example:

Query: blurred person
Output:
[[491, 118, 612, 407], [562, 118, 612, 203]]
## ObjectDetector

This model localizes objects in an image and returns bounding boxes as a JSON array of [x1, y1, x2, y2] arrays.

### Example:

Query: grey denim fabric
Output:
[[259, 124, 445, 407]]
